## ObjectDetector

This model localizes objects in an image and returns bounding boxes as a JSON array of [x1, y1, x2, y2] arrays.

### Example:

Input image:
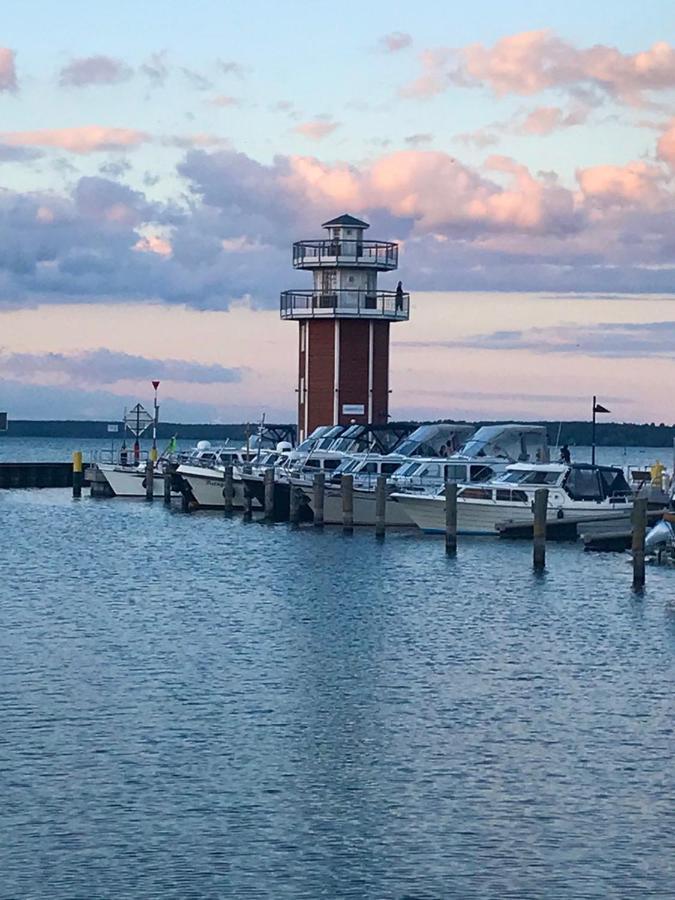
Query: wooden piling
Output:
[[289, 484, 301, 526], [445, 481, 457, 554], [145, 457, 154, 502], [375, 474, 387, 538], [72, 451, 83, 498], [533, 488, 548, 571], [313, 472, 325, 528], [342, 474, 354, 532], [632, 496, 647, 590], [163, 466, 172, 505], [223, 465, 234, 514], [264, 467, 275, 521]]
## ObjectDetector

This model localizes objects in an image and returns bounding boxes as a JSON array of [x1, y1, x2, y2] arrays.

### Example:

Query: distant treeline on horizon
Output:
[[1, 418, 674, 448]]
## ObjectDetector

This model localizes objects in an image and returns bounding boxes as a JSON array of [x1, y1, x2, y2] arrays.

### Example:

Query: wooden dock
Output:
[[496, 509, 667, 545]]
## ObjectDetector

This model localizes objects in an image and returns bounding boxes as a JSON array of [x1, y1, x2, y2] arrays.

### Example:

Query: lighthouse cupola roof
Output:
[[321, 213, 369, 230]]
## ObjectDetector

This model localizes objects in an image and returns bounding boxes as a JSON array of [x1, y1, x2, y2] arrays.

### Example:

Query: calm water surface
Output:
[[1, 483, 675, 898]]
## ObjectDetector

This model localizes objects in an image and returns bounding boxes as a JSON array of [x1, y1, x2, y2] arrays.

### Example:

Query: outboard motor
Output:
[[645, 515, 675, 563]]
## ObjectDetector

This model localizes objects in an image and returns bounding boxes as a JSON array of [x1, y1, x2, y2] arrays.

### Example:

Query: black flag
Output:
[[593, 402, 611, 414]]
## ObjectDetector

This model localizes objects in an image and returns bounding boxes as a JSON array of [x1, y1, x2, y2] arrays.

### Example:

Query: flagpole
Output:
[[591, 395, 596, 466]]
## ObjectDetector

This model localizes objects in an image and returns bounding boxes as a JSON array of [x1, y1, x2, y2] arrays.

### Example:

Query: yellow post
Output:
[[150, 446, 158, 463], [72, 451, 83, 498]]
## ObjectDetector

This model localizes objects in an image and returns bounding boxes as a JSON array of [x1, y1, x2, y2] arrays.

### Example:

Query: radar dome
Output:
[[196, 440, 212, 451]]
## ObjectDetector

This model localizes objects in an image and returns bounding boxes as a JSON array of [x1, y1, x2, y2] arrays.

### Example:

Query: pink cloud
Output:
[[402, 31, 675, 106], [0, 47, 17, 92], [209, 94, 240, 107], [380, 32, 412, 53], [59, 55, 133, 87], [0, 126, 150, 154], [577, 161, 667, 208], [518, 104, 588, 135], [656, 118, 675, 168], [294, 119, 340, 140]]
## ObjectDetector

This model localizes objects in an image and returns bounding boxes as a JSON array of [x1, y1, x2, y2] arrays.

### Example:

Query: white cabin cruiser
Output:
[[392, 462, 634, 535], [298, 423, 477, 526], [175, 444, 287, 509], [303, 423, 547, 527]]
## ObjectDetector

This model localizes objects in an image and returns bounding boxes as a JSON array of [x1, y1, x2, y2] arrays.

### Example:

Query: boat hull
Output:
[[393, 494, 633, 535], [177, 466, 251, 509], [305, 486, 415, 526], [97, 464, 166, 498]]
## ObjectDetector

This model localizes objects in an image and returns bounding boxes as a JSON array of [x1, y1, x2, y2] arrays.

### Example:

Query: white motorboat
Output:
[[176, 445, 288, 509], [392, 462, 634, 535], [302, 423, 549, 527], [96, 460, 168, 498]]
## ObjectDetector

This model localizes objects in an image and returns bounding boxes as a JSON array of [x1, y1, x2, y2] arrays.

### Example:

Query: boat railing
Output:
[[91, 447, 152, 467]]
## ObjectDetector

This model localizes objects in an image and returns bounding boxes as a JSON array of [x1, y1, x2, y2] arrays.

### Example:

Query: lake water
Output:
[[1, 444, 675, 898]]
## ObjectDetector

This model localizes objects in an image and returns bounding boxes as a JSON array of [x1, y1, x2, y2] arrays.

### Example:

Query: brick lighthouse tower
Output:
[[280, 214, 409, 441]]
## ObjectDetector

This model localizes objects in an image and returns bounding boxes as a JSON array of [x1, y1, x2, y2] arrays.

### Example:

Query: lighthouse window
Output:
[[346, 229, 352, 235], [349, 276, 354, 283]]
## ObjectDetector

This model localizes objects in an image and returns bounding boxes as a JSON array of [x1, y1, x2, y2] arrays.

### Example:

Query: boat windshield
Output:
[[395, 423, 472, 458], [456, 425, 547, 462], [497, 469, 562, 485]]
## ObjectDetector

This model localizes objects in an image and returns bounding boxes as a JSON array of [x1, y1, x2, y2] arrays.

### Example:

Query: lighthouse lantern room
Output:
[[280, 214, 409, 441]]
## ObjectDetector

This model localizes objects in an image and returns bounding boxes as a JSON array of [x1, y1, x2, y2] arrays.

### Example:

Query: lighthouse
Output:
[[280, 214, 409, 441]]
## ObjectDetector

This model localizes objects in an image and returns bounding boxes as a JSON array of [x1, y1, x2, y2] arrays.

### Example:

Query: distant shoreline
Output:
[[1, 419, 673, 448]]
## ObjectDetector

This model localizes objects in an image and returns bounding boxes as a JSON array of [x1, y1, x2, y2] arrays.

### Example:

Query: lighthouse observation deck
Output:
[[292, 239, 398, 271], [280, 288, 410, 321]]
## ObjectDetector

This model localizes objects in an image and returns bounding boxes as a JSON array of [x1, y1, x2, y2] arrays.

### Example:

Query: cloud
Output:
[[577, 161, 667, 208], [181, 67, 213, 91], [0, 143, 43, 162], [0, 126, 150, 154], [414, 320, 675, 360], [2, 135, 675, 311], [517, 104, 589, 135], [0, 347, 243, 385], [402, 31, 675, 106], [59, 55, 133, 87], [404, 132, 433, 146], [141, 51, 169, 86], [217, 59, 246, 78], [99, 158, 132, 178], [657, 118, 675, 168], [209, 94, 240, 107], [380, 32, 412, 53], [456, 128, 500, 148], [294, 118, 340, 140], [0, 47, 17, 92], [0, 378, 223, 421]]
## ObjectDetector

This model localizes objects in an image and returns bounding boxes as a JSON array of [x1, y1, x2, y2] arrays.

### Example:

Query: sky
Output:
[[1, 0, 675, 424]]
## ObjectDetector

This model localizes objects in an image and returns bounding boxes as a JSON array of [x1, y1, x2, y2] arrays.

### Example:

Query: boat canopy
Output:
[[454, 424, 548, 463], [563, 464, 632, 502], [394, 423, 475, 458]]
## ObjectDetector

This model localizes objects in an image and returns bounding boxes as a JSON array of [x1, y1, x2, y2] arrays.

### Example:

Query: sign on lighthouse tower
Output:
[[280, 214, 410, 441]]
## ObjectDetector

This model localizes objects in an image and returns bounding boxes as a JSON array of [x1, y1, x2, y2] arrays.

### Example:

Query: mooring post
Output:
[[264, 467, 275, 522], [163, 465, 172, 505], [145, 456, 154, 502], [632, 496, 647, 590], [445, 481, 458, 555], [342, 474, 354, 532], [72, 451, 83, 499], [313, 471, 325, 528], [533, 488, 548, 571], [223, 465, 234, 514], [375, 474, 387, 538], [289, 484, 301, 526]]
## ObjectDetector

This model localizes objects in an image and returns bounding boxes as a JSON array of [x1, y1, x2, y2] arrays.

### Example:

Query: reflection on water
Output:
[[1, 488, 674, 899]]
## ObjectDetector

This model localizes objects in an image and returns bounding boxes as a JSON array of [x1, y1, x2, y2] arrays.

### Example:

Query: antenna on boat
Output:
[[255, 412, 266, 462]]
